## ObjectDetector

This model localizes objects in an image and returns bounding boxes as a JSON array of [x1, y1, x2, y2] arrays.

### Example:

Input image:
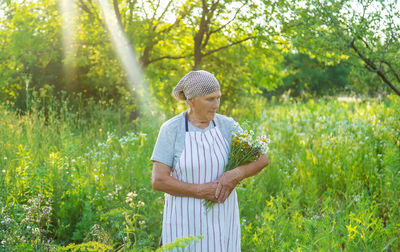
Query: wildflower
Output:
[[2, 217, 13, 225], [125, 197, 132, 203], [137, 201, 145, 207], [42, 206, 52, 215], [92, 224, 100, 230], [139, 220, 145, 226], [3, 157, 7, 160], [1, 170, 5, 173], [127, 191, 137, 198], [346, 224, 358, 240]]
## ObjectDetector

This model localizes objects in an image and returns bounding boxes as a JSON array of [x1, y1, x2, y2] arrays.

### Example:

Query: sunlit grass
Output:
[[0, 95, 399, 250]]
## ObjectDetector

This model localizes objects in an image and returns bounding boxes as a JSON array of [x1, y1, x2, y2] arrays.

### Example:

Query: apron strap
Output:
[[185, 111, 189, 132], [185, 111, 216, 132]]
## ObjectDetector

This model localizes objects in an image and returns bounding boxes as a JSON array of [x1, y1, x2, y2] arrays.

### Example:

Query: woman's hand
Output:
[[197, 182, 219, 202], [215, 169, 242, 203], [215, 154, 270, 203]]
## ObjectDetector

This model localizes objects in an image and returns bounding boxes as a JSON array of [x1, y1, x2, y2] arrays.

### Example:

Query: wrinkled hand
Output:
[[215, 169, 242, 203], [197, 182, 219, 202]]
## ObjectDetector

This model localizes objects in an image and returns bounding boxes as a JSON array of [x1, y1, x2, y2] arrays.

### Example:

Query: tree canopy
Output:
[[0, 0, 399, 114]]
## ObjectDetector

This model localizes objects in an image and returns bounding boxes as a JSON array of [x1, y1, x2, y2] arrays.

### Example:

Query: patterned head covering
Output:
[[172, 70, 220, 101]]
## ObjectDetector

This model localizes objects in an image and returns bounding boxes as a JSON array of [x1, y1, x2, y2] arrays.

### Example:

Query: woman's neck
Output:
[[188, 110, 210, 129]]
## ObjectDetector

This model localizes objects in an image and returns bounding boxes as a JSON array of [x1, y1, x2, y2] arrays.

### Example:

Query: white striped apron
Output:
[[162, 112, 240, 251]]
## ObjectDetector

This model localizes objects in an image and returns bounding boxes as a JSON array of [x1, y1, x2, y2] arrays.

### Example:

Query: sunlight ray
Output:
[[60, 0, 77, 85], [97, 0, 160, 120]]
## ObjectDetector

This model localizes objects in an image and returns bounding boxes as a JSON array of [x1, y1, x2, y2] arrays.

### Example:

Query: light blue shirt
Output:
[[151, 111, 240, 168]]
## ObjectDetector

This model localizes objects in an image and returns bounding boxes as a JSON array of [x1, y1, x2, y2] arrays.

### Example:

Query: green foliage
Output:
[[276, 53, 350, 97], [0, 0, 63, 108], [1, 0, 397, 118], [155, 235, 204, 252], [277, 0, 400, 96], [60, 241, 113, 252]]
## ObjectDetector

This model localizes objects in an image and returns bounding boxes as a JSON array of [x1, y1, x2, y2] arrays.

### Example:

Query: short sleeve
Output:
[[150, 123, 176, 167]]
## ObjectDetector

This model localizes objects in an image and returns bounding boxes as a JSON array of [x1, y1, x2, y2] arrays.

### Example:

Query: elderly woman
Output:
[[151, 70, 269, 251]]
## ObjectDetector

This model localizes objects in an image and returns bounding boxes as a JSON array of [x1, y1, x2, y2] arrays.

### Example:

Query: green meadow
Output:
[[1, 95, 399, 251]]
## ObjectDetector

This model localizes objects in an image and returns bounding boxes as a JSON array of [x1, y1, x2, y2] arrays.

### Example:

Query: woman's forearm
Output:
[[152, 174, 200, 198], [234, 154, 270, 181], [152, 163, 218, 201]]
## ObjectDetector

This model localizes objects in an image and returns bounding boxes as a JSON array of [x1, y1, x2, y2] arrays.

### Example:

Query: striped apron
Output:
[[162, 112, 240, 251]]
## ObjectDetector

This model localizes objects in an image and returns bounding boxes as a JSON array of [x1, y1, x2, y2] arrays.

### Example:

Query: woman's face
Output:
[[188, 90, 221, 121]]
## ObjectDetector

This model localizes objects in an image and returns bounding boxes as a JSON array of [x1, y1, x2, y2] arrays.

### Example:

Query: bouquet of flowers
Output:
[[203, 125, 271, 212]]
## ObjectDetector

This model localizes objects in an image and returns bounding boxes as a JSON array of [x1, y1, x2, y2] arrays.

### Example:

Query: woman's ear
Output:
[[186, 99, 193, 107]]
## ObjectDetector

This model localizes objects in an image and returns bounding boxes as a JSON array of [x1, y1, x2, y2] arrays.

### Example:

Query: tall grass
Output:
[[0, 94, 399, 251]]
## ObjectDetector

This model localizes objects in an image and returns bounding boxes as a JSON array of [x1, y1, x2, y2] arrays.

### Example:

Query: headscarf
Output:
[[172, 70, 220, 101]]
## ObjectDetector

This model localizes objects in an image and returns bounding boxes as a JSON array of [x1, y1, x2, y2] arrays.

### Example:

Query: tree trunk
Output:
[[193, 2, 208, 70]]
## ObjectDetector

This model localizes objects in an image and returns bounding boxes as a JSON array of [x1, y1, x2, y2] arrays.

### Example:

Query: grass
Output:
[[0, 94, 399, 251]]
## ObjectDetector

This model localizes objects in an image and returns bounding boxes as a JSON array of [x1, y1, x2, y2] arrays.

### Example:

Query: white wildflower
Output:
[[127, 191, 137, 198], [42, 206, 52, 215]]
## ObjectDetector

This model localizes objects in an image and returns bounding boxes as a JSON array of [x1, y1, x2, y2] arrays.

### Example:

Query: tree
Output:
[[187, 0, 263, 70], [275, 0, 400, 96], [0, 0, 285, 113], [0, 0, 63, 109], [277, 53, 350, 97]]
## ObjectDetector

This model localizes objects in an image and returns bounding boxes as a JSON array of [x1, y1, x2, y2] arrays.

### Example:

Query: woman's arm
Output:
[[152, 161, 219, 202], [215, 154, 270, 203]]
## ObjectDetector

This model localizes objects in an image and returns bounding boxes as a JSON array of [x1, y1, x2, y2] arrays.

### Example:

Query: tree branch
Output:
[[127, 0, 137, 26], [148, 54, 191, 64], [210, 0, 247, 35], [158, 3, 194, 34], [142, 0, 149, 20], [78, 0, 92, 14], [112, 0, 123, 28], [350, 40, 400, 96], [381, 60, 400, 83], [156, 0, 173, 23], [152, 0, 161, 17], [203, 36, 254, 57], [78, 0, 102, 23], [378, 31, 394, 71]]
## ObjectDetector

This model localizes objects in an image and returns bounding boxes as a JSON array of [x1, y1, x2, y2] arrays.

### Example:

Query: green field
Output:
[[1, 95, 399, 251]]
